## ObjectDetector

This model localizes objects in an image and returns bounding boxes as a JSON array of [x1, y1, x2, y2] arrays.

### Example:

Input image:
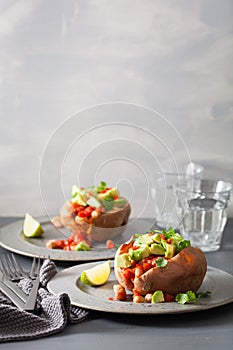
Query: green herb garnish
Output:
[[96, 181, 107, 193], [175, 290, 211, 304], [155, 257, 168, 268], [176, 240, 190, 252], [74, 241, 92, 251], [196, 291, 211, 299]]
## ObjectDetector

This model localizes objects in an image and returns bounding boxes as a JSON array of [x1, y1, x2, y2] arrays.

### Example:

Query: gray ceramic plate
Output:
[[0, 216, 153, 261], [47, 262, 233, 314]]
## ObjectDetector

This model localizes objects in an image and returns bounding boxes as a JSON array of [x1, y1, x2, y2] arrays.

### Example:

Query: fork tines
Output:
[[29, 257, 41, 279], [0, 254, 42, 311], [0, 253, 27, 281]]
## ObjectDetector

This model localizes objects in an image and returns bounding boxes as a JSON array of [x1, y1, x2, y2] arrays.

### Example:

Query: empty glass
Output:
[[152, 163, 204, 229], [175, 179, 232, 252]]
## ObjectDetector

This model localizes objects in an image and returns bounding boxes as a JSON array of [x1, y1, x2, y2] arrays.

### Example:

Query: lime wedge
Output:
[[80, 260, 111, 286], [23, 213, 44, 238]]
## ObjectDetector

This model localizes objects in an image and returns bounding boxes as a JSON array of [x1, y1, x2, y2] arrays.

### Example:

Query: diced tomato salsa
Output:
[[71, 202, 95, 218], [52, 232, 92, 250]]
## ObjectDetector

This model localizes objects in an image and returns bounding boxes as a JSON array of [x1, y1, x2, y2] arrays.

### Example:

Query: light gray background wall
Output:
[[0, 0, 232, 218]]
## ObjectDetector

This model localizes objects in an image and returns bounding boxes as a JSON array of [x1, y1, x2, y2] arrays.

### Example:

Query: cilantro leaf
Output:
[[155, 257, 168, 268], [176, 239, 190, 252], [103, 195, 114, 202], [175, 290, 211, 304], [96, 181, 107, 193], [196, 291, 211, 299], [175, 291, 197, 304]]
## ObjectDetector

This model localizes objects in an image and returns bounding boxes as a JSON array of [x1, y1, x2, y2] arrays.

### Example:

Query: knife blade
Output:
[[23, 276, 40, 312], [0, 280, 25, 310], [0, 270, 27, 303], [2, 279, 27, 303]]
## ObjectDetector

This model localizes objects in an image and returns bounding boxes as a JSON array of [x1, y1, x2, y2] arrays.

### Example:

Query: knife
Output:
[[0, 269, 27, 303], [2, 279, 27, 303], [23, 276, 40, 311], [0, 280, 25, 310]]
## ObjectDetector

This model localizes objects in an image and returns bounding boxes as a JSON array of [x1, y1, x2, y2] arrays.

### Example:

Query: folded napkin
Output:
[[0, 259, 90, 342]]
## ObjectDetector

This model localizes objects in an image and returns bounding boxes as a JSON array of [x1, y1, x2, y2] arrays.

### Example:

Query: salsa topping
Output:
[[114, 227, 211, 304], [71, 181, 127, 215], [116, 227, 190, 270], [47, 181, 126, 251], [115, 227, 192, 301]]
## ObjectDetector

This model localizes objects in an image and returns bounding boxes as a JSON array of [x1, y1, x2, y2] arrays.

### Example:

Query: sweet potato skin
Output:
[[91, 203, 131, 228], [115, 246, 207, 295]]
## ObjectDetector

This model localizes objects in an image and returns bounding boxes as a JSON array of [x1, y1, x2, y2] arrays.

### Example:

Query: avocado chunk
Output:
[[129, 245, 150, 261], [71, 193, 87, 206], [113, 198, 127, 208], [71, 185, 88, 206], [165, 243, 176, 258], [74, 241, 92, 251], [150, 243, 166, 255], [98, 187, 119, 200], [152, 233, 162, 243], [134, 234, 154, 246], [102, 200, 114, 211], [152, 290, 165, 303], [116, 253, 132, 268], [87, 196, 101, 208]]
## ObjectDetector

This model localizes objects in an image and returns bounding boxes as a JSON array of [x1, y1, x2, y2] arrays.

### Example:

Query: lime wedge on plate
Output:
[[23, 213, 44, 237], [80, 260, 111, 286]]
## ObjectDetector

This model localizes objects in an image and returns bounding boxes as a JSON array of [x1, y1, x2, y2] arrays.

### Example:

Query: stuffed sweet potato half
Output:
[[114, 228, 207, 301], [51, 182, 131, 243]]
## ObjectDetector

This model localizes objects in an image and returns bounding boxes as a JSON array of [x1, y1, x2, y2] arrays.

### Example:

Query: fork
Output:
[[1, 254, 29, 279], [0, 254, 40, 281], [23, 257, 41, 311], [0, 254, 41, 311], [0, 254, 29, 302]]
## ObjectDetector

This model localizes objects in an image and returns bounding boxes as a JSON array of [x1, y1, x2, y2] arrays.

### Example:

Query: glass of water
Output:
[[152, 163, 204, 229], [175, 179, 232, 252]]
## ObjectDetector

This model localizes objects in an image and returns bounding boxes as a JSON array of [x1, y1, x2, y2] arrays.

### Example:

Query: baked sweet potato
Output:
[[52, 198, 131, 242], [133, 246, 207, 295], [114, 230, 207, 296]]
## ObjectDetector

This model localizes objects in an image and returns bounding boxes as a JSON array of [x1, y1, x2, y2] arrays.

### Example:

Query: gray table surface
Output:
[[0, 217, 233, 350]]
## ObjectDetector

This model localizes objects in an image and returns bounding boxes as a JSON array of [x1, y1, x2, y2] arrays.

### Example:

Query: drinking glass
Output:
[[152, 163, 204, 229], [175, 179, 232, 252]]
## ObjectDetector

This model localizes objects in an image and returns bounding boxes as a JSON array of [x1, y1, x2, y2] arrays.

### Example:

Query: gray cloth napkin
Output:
[[0, 259, 90, 342]]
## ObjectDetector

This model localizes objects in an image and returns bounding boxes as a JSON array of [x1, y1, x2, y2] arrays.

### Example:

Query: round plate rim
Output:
[[0, 216, 153, 261], [47, 262, 233, 315]]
